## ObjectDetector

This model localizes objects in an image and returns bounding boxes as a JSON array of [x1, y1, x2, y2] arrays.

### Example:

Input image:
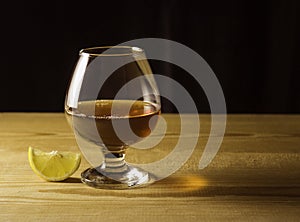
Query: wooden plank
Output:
[[0, 113, 300, 221]]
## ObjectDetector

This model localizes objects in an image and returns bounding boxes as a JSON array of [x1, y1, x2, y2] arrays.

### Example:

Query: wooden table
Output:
[[1, 113, 300, 221]]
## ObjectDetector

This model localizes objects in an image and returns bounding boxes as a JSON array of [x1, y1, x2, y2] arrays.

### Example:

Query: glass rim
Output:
[[79, 46, 144, 57]]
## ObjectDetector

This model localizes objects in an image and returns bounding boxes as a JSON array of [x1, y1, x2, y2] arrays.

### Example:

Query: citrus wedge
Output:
[[28, 147, 81, 181]]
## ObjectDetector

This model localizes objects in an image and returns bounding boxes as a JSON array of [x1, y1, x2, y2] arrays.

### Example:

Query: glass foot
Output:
[[81, 165, 153, 189]]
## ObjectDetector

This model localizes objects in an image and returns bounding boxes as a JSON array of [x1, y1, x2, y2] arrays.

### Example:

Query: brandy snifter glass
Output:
[[65, 46, 160, 189]]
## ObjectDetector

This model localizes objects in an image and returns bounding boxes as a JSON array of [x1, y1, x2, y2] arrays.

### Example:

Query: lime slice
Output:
[[28, 147, 81, 181]]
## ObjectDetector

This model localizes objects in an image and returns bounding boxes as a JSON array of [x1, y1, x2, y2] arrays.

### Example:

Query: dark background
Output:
[[1, 0, 299, 113]]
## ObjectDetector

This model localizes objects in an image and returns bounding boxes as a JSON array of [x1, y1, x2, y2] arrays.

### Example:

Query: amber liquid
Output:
[[66, 100, 160, 152]]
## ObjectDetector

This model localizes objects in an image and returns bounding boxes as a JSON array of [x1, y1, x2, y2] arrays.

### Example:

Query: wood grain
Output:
[[0, 113, 300, 221]]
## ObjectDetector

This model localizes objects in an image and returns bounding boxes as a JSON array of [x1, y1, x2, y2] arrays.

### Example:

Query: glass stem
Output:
[[102, 151, 128, 173]]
